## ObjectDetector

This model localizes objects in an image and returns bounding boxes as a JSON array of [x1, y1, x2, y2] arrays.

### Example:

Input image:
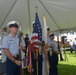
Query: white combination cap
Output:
[[7, 21, 19, 28], [49, 33, 54, 36]]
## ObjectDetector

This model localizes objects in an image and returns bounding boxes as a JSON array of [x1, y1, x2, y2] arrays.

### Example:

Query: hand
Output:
[[34, 41, 39, 44], [41, 42, 45, 46], [45, 43, 48, 49], [50, 44, 54, 48], [15, 60, 22, 66], [19, 44, 24, 50], [42, 41, 45, 46], [34, 54, 38, 60], [57, 52, 61, 54], [45, 54, 48, 59]]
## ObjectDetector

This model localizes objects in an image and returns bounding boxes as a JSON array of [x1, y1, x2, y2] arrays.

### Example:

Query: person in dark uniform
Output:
[[24, 34, 29, 49], [29, 20, 44, 75], [69, 40, 73, 53], [29, 33, 44, 75], [24, 34, 29, 56], [73, 38, 76, 53], [2, 21, 25, 75], [48, 33, 60, 75]]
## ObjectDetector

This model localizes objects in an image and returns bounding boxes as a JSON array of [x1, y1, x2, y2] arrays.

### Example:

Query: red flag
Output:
[[31, 33, 39, 51], [26, 42, 32, 75]]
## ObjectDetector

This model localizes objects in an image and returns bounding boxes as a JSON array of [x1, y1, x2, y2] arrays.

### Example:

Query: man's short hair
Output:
[[47, 27, 50, 31]]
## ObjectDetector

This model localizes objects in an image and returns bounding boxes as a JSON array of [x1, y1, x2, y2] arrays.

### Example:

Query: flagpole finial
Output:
[[35, 6, 38, 13]]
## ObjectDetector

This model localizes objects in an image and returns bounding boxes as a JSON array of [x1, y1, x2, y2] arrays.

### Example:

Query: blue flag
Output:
[[33, 12, 42, 41]]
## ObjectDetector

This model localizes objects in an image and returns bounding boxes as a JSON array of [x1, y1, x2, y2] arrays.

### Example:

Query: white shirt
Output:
[[2, 34, 25, 56]]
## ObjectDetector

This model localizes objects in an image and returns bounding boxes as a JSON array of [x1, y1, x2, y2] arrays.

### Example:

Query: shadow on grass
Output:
[[58, 64, 76, 75]]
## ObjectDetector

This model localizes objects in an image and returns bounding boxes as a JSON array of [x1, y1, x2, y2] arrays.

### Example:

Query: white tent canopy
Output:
[[0, 0, 76, 34]]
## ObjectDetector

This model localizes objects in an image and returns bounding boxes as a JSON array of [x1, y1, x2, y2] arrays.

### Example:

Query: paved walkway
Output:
[[0, 60, 6, 75]]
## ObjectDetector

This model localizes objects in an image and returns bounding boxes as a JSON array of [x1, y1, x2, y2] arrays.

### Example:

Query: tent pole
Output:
[[0, 0, 18, 28], [39, 0, 61, 30], [27, 0, 31, 33]]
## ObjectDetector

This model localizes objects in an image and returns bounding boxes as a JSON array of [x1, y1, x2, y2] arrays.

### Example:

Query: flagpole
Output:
[[19, 32, 24, 75], [43, 15, 49, 75], [32, 7, 42, 75], [35, 6, 38, 75]]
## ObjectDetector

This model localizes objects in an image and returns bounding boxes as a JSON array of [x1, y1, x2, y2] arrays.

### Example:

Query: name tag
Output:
[[9, 40, 14, 43], [9, 40, 13, 41]]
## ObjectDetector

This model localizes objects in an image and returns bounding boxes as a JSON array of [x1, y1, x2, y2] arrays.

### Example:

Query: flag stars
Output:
[[38, 30, 40, 32], [39, 33, 41, 35], [37, 25, 39, 26], [38, 27, 40, 29], [33, 12, 42, 41]]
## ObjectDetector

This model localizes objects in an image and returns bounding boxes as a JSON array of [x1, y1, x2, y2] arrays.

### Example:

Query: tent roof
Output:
[[0, 0, 76, 34]]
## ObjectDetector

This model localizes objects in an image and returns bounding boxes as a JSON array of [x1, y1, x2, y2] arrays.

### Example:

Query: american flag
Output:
[[26, 42, 32, 75], [33, 12, 42, 41], [31, 12, 42, 51]]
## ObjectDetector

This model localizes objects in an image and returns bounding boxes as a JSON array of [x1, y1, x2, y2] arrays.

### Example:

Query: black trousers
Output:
[[48, 52, 58, 75], [31, 52, 43, 75], [6, 57, 20, 75]]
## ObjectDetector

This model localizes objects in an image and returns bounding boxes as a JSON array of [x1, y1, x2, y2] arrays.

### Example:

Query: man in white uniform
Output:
[[2, 21, 25, 75]]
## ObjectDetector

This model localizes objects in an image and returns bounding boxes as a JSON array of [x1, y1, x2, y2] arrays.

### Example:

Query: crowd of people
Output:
[[69, 38, 76, 53], [1, 21, 61, 75]]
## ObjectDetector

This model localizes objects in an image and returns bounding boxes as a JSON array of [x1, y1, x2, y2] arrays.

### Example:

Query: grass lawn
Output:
[[58, 50, 76, 75], [0, 50, 76, 75]]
